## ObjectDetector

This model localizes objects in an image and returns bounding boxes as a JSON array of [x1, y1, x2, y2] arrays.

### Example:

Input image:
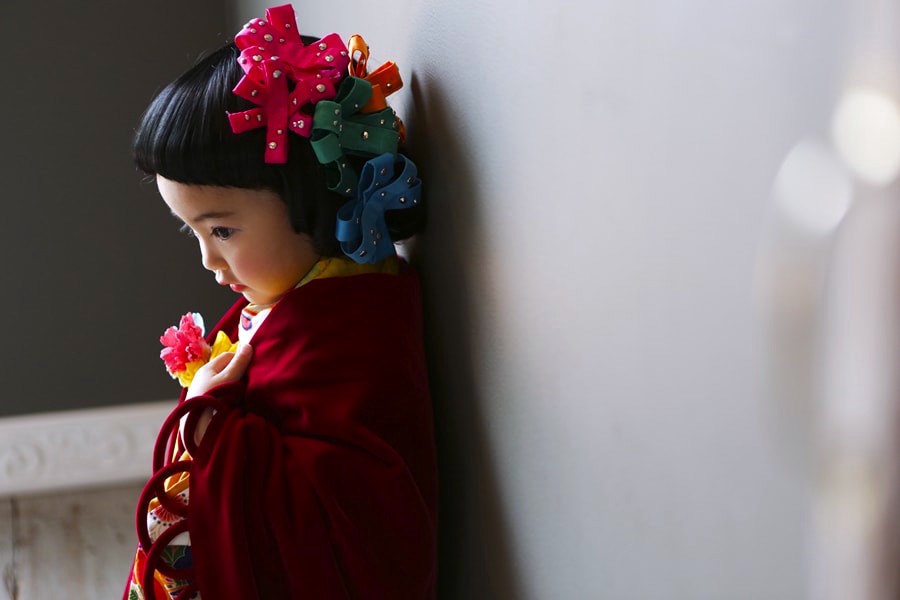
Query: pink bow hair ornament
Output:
[[227, 4, 351, 163]]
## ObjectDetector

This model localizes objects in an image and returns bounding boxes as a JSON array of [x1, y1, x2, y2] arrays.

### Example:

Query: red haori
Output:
[[228, 4, 350, 163], [128, 267, 438, 599]]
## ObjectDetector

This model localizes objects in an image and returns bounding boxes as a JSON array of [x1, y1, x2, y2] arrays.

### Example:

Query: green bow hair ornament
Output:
[[310, 76, 401, 196]]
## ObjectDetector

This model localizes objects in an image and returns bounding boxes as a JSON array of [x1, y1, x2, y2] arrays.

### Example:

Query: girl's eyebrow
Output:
[[193, 211, 236, 222], [170, 210, 236, 223]]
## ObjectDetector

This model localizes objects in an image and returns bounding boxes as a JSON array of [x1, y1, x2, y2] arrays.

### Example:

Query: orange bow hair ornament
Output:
[[348, 35, 404, 121]]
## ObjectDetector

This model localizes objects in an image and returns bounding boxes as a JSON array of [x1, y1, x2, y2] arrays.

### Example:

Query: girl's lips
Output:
[[230, 284, 246, 292]]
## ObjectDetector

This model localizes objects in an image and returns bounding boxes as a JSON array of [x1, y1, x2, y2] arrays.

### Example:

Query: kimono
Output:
[[123, 259, 438, 599]]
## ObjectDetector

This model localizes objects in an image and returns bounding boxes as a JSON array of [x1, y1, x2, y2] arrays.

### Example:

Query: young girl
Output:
[[122, 5, 437, 599]]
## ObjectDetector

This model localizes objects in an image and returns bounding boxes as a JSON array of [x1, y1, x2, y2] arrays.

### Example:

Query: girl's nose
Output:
[[198, 238, 226, 272]]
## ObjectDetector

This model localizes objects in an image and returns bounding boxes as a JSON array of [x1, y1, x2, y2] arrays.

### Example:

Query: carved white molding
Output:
[[0, 401, 174, 497]]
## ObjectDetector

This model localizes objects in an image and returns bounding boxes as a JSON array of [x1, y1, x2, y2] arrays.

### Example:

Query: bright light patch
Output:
[[772, 139, 853, 234], [831, 88, 900, 187]]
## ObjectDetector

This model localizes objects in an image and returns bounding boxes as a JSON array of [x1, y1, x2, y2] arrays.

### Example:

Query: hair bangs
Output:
[[133, 44, 278, 190]]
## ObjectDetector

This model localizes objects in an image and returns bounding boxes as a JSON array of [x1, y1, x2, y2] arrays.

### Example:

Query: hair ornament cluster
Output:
[[307, 33, 409, 197], [231, 4, 421, 264], [227, 4, 350, 163]]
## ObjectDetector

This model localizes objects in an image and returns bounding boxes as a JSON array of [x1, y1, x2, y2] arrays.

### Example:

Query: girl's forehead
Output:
[[157, 178, 226, 216], [158, 177, 267, 209], [157, 176, 288, 225]]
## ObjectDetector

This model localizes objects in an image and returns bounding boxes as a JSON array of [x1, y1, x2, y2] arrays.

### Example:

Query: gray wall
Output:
[[230, 0, 893, 598], [1, 1, 234, 416]]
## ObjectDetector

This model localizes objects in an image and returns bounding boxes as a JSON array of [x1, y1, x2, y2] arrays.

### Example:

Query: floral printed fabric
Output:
[[127, 450, 198, 600]]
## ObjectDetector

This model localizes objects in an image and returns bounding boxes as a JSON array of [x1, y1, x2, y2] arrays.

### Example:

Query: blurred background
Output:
[[1, 0, 898, 597]]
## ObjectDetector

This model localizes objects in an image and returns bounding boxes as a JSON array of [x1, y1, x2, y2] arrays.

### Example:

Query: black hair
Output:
[[133, 42, 424, 257]]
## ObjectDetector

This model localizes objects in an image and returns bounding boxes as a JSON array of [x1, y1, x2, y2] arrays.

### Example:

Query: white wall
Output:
[[232, 1, 892, 598]]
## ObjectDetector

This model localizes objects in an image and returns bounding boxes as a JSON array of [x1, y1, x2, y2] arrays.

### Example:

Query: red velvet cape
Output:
[[135, 266, 438, 599]]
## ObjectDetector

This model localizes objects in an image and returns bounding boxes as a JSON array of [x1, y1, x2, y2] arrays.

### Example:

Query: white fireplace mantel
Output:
[[0, 401, 173, 497]]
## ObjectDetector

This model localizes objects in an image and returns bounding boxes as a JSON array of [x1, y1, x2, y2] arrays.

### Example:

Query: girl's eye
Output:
[[211, 227, 235, 240]]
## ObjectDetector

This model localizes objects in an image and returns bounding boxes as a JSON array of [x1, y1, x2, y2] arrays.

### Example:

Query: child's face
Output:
[[157, 176, 319, 306]]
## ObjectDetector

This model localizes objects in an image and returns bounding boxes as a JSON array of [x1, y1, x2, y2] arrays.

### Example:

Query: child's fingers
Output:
[[186, 345, 252, 400], [221, 344, 253, 380], [205, 351, 236, 374]]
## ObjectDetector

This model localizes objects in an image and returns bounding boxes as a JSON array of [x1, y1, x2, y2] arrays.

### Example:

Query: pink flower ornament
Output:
[[160, 313, 211, 387], [227, 4, 351, 164], [160, 313, 239, 388]]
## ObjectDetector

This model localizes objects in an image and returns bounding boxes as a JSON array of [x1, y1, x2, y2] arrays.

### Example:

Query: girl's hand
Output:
[[186, 344, 253, 399], [183, 344, 253, 446]]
